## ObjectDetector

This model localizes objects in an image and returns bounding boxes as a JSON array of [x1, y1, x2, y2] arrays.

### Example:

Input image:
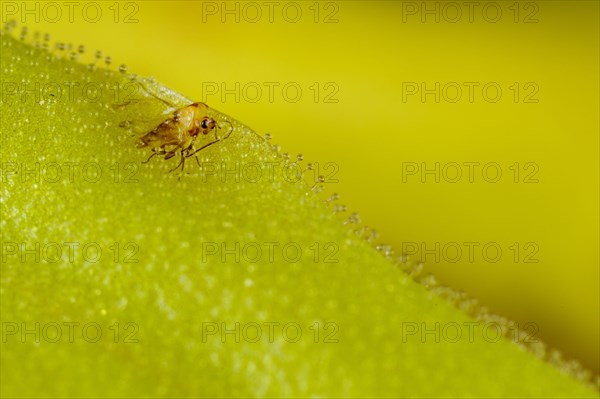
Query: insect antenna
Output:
[[142, 152, 159, 164], [218, 120, 234, 140]]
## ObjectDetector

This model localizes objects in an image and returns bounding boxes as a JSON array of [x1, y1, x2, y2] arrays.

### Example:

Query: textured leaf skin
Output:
[[0, 32, 598, 398]]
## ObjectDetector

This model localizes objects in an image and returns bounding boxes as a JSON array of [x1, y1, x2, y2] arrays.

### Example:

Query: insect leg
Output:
[[181, 137, 203, 169], [179, 152, 187, 173], [185, 139, 221, 159], [142, 148, 167, 164], [142, 152, 158, 164], [168, 151, 187, 173], [164, 151, 178, 160]]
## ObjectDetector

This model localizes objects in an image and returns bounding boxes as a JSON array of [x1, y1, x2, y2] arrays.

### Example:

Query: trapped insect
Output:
[[136, 102, 233, 173]]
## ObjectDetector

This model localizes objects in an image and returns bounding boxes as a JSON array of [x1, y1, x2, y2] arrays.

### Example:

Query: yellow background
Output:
[[5, 0, 598, 373]]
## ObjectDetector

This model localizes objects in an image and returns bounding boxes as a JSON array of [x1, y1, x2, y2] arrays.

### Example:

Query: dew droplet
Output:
[[344, 212, 361, 225], [264, 133, 272, 141], [366, 229, 379, 243], [384, 246, 394, 258], [354, 226, 369, 238], [3, 20, 14, 33], [327, 192, 339, 202], [419, 274, 437, 287], [118, 64, 128, 73], [333, 204, 347, 213], [409, 262, 423, 278], [311, 176, 325, 191], [78, 44, 85, 54]]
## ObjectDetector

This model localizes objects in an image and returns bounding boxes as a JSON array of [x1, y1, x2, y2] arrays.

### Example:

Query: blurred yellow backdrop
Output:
[[6, 0, 598, 373]]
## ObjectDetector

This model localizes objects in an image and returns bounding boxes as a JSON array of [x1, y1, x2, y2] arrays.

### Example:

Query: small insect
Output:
[[136, 102, 233, 173]]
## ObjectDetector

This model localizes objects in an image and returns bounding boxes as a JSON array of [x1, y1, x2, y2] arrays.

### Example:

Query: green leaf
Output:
[[1, 28, 597, 398]]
